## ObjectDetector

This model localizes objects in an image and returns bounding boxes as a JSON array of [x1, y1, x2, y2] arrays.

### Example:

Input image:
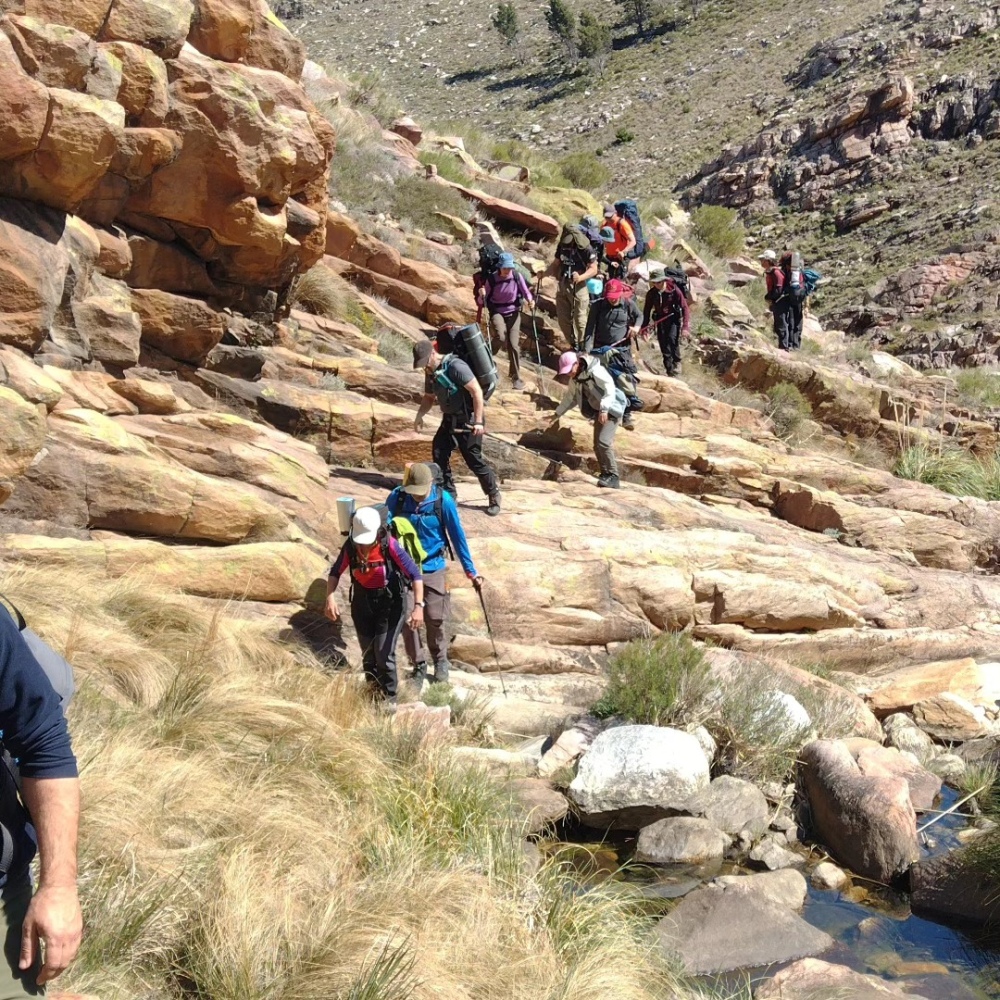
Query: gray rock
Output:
[[810, 861, 848, 891], [927, 752, 966, 782], [689, 724, 717, 764], [750, 834, 804, 871], [635, 817, 730, 864], [883, 712, 937, 760], [568, 725, 710, 830], [798, 739, 919, 882], [508, 778, 570, 835], [711, 869, 808, 910], [657, 876, 833, 974], [685, 775, 770, 836], [911, 849, 1000, 927]]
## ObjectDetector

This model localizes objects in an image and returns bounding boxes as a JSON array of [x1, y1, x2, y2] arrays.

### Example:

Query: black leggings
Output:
[[351, 586, 404, 698], [432, 413, 499, 497]]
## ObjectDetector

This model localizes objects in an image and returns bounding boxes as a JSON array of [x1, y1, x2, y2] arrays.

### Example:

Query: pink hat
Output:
[[557, 351, 579, 376]]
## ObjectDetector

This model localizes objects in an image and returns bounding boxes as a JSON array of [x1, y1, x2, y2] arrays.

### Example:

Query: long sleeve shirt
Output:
[[329, 535, 422, 590], [386, 486, 478, 578], [642, 282, 690, 333], [764, 267, 785, 303], [554, 358, 619, 418], [585, 298, 641, 350]]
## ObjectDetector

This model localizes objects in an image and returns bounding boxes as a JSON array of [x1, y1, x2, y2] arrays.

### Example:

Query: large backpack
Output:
[[662, 261, 692, 303], [0, 599, 74, 714], [614, 200, 647, 260], [386, 468, 455, 565], [802, 267, 822, 296], [435, 323, 499, 402], [781, 252, 807, 301], [473, 243, 506, 304], [579, 219, 605, 258], [344, 529, 405, 597]]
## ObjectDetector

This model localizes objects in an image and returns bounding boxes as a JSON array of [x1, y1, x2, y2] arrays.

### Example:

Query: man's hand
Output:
[[471, 422, 484, 437], [414, 413, 425, 432], [325, 593, 340, 622], [406, 606, 425, 630], [21, 884, 82, 986], [571, 271, 582, 285], [472, 575, 485, 591], [597, 411, 609, 425]]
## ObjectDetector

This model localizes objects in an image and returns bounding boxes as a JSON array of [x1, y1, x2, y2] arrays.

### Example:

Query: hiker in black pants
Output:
[[325, 506, 424, 704], [413, 338, 502, 517], [643, 268, 690, 377], [761, 250, 793, 351]]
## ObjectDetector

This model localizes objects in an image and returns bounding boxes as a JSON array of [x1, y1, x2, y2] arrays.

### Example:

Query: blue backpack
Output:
[[614, 199, 647, 260], [802, 267, 822, 296]]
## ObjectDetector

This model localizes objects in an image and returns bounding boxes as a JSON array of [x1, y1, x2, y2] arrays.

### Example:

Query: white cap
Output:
[[759, 249, 777, 262], [351, 507, 381, 545]]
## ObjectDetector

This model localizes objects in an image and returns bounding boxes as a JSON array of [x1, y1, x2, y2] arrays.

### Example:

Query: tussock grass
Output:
[[689, 205, 746, 259], [7, 564, 690, 1000], [764, 382, 811, 441], [290, 264, 351, 320], [893, 442, 1000, 500], [955, 366, 1000, 410]]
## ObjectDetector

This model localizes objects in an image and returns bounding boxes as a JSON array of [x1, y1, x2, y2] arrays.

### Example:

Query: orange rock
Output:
[[434, 176, 560, 237], [326, 211, 361, 258], [188, 0, 305, 77], [127, 234, 220, 297], [1, 15, 97, 91], [109, 127, 181, 182], [94, 225, 132, 278], [101, 40, 169, 123], [22, 0, 112, 36], [99, 0, 193, 58], [131, 287, 225, 364], [0, 33, 50, 161]]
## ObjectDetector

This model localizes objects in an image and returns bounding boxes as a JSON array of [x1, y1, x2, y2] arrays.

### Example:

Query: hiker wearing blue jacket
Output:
[[386, 462, 484, 684]]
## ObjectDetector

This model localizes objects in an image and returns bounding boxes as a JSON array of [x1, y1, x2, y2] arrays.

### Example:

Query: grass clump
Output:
[[290, 264, 351, 320], [420, 683, 497, 745], [418, 150, 472, 185], [954, 366, 1000, 410], [557, 151, 611, 191], [764, 382, 811, 440], [592, 633, 713, 727], [388, 175, 472, 232], [893, 443, 1000, 500], [7, 562, 690, 1000], [690, 205, 746, 259]]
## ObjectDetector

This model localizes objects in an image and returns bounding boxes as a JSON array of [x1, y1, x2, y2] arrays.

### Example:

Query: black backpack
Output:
[[477, 243, 505, 283], [614, 200, 647, 260], [662, 261, 692, 303], [434, 323, 498, 402]]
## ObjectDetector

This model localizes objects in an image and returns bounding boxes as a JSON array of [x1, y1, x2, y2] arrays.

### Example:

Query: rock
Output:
[[537, 718, 602, 778], [635, 817, 730, 864], [684, 775, 770, 836], [433, 212, 473, 241], [711, 869, 808, 910], [0, 32, 50, 160], [926, 753, 965, 782], [71, 273, 142, 365], [749, 834, 803, 870], [2, 534, 325, 602], [853, 744, 942, 812], [913, 693, 994, 741], [756, 958, 931, 999], [392, 702, 450, 740], [0, 385, 47, 503], [911, 848, 1000, 928], [882, 713, 937, 760], [509, 778, 570, 834], [110, 378, 191, 414], [449, 746, 539, 778], [689, 725, 717, 765], [433, 176, 560, 237], [131, 288, 226, 364], [705, 290, 756, 330], [391, 115, 423, 146], [568, 725, 710, 830], [0, 347, 63, 409], [798, 739, 919, 883], [865, 658, 1000, 714], [671, 239, 712, 279], [187, 0, 306, 76], [101, 0, 193, 58], [810, 861, 849, 891], [657, 873, 833, 975]]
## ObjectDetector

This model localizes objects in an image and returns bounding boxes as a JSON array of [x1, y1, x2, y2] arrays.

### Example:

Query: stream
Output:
[[549, 787, 1000, 998]]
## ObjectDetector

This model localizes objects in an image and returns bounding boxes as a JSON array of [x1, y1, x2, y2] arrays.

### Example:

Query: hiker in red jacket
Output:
[[643, 269, 690, 377], [477, 252, 533, 390], [761, 250, 792, 351]]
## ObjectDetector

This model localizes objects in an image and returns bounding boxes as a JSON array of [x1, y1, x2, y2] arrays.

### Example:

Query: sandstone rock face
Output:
[[131, 288, 225, 364], [0, 386, 47, 503], [568, 725, 710, 830], [853, 744, 942, 813], [634, 817, 730, 864], [798, 740, 919, 882], [913, 692, 995, 741]]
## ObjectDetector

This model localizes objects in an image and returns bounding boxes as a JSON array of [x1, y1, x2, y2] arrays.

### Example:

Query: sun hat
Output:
[[599, 226, 615, 242], [759, 249, 777, 262], [649, 269, 667, 283], [557, 351, 579, 376], [351, 507, 381, 545], [403, 463, 434, 496]]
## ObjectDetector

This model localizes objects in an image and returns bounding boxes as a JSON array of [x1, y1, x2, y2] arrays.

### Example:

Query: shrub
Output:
[[375, 327, 415, 368], [764, 382, 811, 440], [592, 633, 713, 727], [418, 150, 472, 185], [545, 0, 578, 60], [690, 204, 746, 259], [893, 443, 1000, 500], [557, 151, 611, 190], [614, 127, 635, 144], [420, 683, 496, 745], [347, 70, 400, 126], [491, 1, 519, 46], [290, 264, 350, 320], [613, 0, 658, 34], [955, 366, 1000, 410], [388, 174, 472, 232], [328, 144, 400, 214], [577, 11, 612, 60]]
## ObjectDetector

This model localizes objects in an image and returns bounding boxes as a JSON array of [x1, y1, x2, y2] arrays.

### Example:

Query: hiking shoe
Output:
[[622, 413, 636, 430], [597, 474, 620, 489], [410, 662, 427, 682], [512, 379, 526, 390], [486, 492, 501, 516], [431, 662, 450, 684]]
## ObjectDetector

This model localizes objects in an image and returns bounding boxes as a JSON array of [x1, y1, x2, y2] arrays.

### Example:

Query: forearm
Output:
[[413, 581, 424, 605], [21, 778, 78, 889], [416, 395, 435, 420]]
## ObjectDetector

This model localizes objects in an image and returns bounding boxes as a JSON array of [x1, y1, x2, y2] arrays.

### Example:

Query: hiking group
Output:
[[760, 249, 819, 351], [325, 461, 483, 706]]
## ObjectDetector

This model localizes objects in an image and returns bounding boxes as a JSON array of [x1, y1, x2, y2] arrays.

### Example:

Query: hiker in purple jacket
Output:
[[478, 252, 533, 390]]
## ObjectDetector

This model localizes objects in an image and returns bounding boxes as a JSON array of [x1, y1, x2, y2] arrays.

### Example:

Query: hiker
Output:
[[761, 249, 793, 351], [583, 278, 642, 428], [553, 350, 626, 489], [386, 462, 484, 685], [601, 204, 636, 279], [547, 224, 598, 351], [325, 506, 425, 704], [413, 337, 502, 516], [0, 610, 82, 995], [477, 252, 533, 390], [643, 268, 691, 377], [780, 251, 806, 350]]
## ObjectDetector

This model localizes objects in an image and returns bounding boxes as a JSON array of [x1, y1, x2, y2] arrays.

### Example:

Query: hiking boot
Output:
[[597, 474, 620, 489], [622, 413, 636, 430], [486, 491, 501, 517], [410, 661, 427, 683], [431, 661, 450, 684], [674, 361, 683, 375], [512, 379, 526, 390]]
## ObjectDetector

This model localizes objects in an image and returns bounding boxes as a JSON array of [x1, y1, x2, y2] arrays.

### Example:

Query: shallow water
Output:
[[549, 787, 1000, 997]]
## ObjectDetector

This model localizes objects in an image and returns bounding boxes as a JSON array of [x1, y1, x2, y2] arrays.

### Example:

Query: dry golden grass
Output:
[[290, 264, 353, 321], [2, 564, 693, 1000]]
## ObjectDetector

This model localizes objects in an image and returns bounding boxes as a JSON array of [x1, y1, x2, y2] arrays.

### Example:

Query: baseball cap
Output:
[[759, 249, 777, 262], [498, 252, 515, 269], [557, 351, 579, 375], [403, 462, 434, 495], [351, 507, 381, 545], [649, 269, 667, 283], [603, 204, 616, 218], [413, 338, 434, 369], [599, 226, 615, 242], [605, 278, 626, 300]]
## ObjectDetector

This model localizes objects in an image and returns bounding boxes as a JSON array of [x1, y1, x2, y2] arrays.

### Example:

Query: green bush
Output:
[[491, 1, 519, 45], [690, 204, 746, 259], [592, 633, 713, 727], [388, 174, 472, 232], [893, 443, 1000, 500], [955, 366, 1000, 410], [418, 150, 472, 185], [614, 127, 635, 144], [764, 382, 811, 440], [557, 151, 611, 190], [328, 144, 400, 214], [577, 10, 612, 60], [290, 265, 351, 321]]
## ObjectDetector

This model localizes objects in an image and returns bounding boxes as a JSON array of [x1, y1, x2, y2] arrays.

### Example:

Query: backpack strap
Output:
[[433, 488, 455, 561], [0, 597, 26, 632]]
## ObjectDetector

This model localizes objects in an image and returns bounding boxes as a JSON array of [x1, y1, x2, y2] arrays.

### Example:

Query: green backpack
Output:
[[375, 503, 427, 567]]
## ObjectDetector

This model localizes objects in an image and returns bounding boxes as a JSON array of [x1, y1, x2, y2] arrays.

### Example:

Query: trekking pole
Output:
[[529, 277, 543, 367], [474, 578, 507, 697]]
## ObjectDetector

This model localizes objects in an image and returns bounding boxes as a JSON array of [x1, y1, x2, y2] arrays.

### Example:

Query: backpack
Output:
[[579, 220, 605, 258], [781, 252, 807, 301], [614, 200, 648, 260], [0, 599, 74, 714], [662, 262, 692, 303], [473, 243, 506, 304], [386, 469, 455, 565], [559, 223, 591, 253], [435, 323, 498, 402], [802, 267, 822, 296], [344, 529, 402, 596]]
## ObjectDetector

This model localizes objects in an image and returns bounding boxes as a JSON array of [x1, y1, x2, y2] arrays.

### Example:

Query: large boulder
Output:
[[864, 658, 1000, 714], [852, 743, 942, 813], [683, 775, 770, 836], [657, 871, 833, 975], [131, 287, 225, 363], [910, 846, 1000, 928], [913, 692, 996, 741], [568, 725, 710, 830], [0, 385, 47, 503], [798, 739, 919, 882]]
